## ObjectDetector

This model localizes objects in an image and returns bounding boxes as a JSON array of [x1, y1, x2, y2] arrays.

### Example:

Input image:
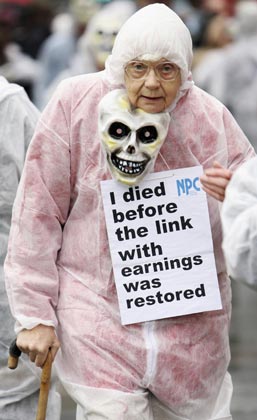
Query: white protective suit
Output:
[[4, 5, 256, 420], [221, 156, 257, 290], [0, 76, 61, 420], [193, 0, 257, 151]]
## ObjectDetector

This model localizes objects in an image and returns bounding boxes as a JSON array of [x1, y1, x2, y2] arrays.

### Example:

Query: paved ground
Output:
[[61, 281, 257, 420]]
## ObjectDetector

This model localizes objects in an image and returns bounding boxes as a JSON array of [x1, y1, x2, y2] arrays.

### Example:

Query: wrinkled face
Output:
[[124, 58, 182, 113], [99, 90, 170, 185]]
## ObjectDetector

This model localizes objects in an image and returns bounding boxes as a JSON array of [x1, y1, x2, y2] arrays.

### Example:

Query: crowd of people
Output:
[[1, 0, 257, 146], [0, 1, 257, 419]]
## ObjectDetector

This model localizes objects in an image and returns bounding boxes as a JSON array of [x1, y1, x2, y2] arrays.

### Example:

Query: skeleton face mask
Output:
[[98, 89, 170, 185], [86, 3, 135, 70], [89, 18, 120, 70]]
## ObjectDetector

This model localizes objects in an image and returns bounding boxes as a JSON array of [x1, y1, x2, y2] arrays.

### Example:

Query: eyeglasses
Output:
[[125, 60, 179, 82]]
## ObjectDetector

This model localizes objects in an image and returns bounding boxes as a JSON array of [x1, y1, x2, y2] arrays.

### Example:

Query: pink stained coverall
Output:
[[4, 4, 256, 420], [4, 72, 255, 420]]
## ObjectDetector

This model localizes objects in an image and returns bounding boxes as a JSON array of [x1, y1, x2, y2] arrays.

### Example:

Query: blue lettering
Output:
[[193, 177, 200, 191], [185, 178, 193, 194], [177, 176, 201, 196], [176, 179, 185, 196]]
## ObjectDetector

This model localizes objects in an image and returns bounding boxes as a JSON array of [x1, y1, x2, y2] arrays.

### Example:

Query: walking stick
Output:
[[8, 339, 53, 420]]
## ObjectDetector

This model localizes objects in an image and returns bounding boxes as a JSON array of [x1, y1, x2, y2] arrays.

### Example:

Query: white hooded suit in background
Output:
[[193, 0, 257, 151], [42, 1, 135, 110], [221, 156, 257, 290], [4, 5, 255, 420], [0, 76, 61, 420]]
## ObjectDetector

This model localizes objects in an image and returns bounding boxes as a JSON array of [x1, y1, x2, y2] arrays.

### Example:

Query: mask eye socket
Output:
[[108, 122, 131, 139], [137, 126, 158, 144]]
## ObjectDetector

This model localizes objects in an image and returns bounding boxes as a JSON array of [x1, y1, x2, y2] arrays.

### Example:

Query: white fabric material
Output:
[[0, 75, 39, 268], [0, 76, 61, 420], [14, 315, 56, 335], [61, 372, 233, 419], [221, 156, 257, 289]]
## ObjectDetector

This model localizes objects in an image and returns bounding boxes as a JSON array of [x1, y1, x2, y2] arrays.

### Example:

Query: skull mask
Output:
[[88, 17, 120, 70], [85, 2, 135, 70], [98, 89, 170, 186]]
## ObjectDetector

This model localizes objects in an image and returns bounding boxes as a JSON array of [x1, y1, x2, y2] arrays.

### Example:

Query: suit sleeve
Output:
[[4, 80, 72, 332], [221, 156, 257, 289]]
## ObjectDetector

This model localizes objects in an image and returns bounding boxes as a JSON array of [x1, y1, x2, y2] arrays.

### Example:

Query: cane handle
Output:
[[8, 339, 22, 369]]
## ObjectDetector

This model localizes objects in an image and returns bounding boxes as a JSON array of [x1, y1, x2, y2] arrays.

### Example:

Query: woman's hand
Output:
[[16, 324, 60, 368], [200, 161, 232, 202]]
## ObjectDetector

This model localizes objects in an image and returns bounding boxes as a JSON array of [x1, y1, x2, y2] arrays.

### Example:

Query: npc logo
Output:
[[176, 177, 201, 196]]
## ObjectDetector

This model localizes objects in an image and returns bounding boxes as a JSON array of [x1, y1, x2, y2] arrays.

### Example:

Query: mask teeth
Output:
[[111, 156, 146, 174]]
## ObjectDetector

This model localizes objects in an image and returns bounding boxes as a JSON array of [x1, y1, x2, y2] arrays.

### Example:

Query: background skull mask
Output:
[[98, 89, 170, 186], [88, 18, 120, 70]]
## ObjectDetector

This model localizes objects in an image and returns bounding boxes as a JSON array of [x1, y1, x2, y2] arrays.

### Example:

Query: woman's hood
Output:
[[104, 4, 193, 85], [104, 3, 194, 111]]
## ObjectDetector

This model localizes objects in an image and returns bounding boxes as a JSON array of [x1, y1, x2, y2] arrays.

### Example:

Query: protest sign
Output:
[[101, 166, 222, 325]]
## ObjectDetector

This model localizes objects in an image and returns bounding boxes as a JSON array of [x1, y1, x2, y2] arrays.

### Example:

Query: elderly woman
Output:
[[4, 4, 255, 420]]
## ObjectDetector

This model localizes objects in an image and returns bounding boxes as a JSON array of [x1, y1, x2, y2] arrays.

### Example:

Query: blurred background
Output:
[[1, 0, 257, 150], [0, 0, 256, 418]]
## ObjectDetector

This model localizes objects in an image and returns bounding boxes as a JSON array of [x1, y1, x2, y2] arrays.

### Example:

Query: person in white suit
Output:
[[222, 156, 257, 290], [0, 76, 61, 420]]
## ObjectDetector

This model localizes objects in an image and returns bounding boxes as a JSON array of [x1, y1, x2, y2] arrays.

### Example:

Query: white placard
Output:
[[101, 166, 222, 325]]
